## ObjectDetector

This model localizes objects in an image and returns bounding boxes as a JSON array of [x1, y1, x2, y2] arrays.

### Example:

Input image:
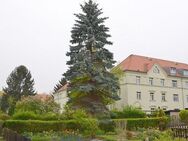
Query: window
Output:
[[161, 93, 166, 102], [136, 76, 140, 85], [149, 78, 153, 85], [150, 107, 156, 114], [173, 94, 179, 102], [160, 79, 165, 86], [162, 108, 167, 111], [151, 108, 155, 111], [153, 66, 160, 73], [150, 93, 154, 101], [183, 70, 188, 76], [136, 92, 141, 100], [172, 80, 177, 87], [170, 67, 176, 75]]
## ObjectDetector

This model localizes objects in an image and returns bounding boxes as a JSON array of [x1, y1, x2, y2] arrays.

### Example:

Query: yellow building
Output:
[[113, 54, 188, 113]]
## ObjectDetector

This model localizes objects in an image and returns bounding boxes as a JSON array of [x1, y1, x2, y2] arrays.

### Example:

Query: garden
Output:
[[0, 97, 187, 141]]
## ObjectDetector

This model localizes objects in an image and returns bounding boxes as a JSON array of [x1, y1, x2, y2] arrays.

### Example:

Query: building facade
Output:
[[53, 84, 68, 112], [113, 55, 188, 113], [53, 54, 188, 113]]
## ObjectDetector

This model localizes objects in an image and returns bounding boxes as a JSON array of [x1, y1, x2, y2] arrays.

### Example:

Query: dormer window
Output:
[[183, 70, 188, 76], [170, 67, 176, 75], [153, 66, 160, 73]]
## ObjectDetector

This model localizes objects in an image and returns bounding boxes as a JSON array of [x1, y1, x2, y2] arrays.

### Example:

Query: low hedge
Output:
[[3, 118, 98, 136], [3, 120, 84, 133], [113, 117, 169, 130]]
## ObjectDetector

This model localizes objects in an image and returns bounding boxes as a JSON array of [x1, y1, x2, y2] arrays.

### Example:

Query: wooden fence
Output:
[[3, 128, 31, 141], [171, 126, 188, 139]]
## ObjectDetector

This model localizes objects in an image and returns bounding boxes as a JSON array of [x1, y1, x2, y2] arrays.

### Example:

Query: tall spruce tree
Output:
[[64, 0, 119, 116], [53, 77, 67, 93], [2, 65, 36, 114]]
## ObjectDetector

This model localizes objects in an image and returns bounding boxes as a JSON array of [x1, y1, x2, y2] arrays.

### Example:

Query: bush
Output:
[[179, 110, 188, 124], [4, 120, 75, 133], [151, 108, 166, 117], [98, 119, 115, 133], [4, 119, 99, 137], [12, 111, 38, 120], [77, 118, 99, 137], [61, 106, 88, 120], [110, 106, 146, 119], [15, 96, 60, 115], [113, 117, 169, 130]]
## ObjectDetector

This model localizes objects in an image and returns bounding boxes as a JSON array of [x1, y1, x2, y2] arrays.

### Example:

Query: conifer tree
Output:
[[53, 77, 67, 93], [2, 65, 36, 114], [64, 0, 119, 115]]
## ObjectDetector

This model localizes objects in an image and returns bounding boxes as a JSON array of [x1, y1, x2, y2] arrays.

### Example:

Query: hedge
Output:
[[3, 119, 98, 135], [3, 117, 170, 134], [113, 117, 169, 130]]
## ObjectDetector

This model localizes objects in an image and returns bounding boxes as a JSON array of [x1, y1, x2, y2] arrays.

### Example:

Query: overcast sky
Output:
[[0, 0, 188, 93]]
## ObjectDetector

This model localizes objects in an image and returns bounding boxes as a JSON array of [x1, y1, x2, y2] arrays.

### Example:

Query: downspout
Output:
[[181, 77, 185, 109]]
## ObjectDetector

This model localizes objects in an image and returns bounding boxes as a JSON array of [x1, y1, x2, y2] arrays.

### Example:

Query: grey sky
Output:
[[0, 0, 188, 93]]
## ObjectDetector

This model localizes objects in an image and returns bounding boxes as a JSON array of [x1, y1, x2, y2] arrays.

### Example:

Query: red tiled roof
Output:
[[34, 93, 52, 101], [119, 54, 188, 77]]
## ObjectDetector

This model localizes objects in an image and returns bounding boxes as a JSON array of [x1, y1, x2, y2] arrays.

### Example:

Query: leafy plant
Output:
[[179, 110, 188, 124]]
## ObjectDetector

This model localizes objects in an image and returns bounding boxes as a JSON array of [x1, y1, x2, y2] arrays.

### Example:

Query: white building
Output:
[[53, 54, 188, 113], [113, 54, 188, 113], [53, 84, 68, 112]]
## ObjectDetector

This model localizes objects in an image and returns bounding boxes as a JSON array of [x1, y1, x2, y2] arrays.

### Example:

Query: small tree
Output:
[[64, 0, 119, 116], [2, 65, 36, 114]]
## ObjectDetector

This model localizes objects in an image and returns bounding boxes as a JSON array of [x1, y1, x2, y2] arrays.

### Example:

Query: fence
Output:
[[3, 128, 31, 141], [171, 126, 188, 139]]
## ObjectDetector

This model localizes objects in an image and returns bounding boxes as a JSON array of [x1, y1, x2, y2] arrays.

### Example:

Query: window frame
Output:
[[160, 79, 165, 86], [149, 77, 153, 86], [172, 80, 177, 87], [170, 67, 177, 75], [136, 91, 141, 100], [173, 94, 179, 102], [161, 93, 166, 102], [150, 92, 155, 101]]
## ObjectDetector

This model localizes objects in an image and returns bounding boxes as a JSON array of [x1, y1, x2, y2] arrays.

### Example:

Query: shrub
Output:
[[4, 119, 99, 137], [15, 96, 60, 115], [179, 110, 188, 124], [110, 106, 146, 119], [12, 111, 38, 120], [113, 117, 169, 130], [77, 118, 99, 137], [98, 119, 115, 133], [151, 108, 166, 117], [61, 106, 88, 120], [4, 120, 73, 133]]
